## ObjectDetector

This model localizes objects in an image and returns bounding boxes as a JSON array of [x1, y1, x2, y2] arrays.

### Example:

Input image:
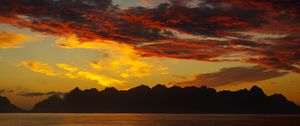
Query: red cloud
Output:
[[0, 0, 299, 73]]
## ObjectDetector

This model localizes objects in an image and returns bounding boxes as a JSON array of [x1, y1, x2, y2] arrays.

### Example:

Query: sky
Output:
[[0, 0, 299, 110]]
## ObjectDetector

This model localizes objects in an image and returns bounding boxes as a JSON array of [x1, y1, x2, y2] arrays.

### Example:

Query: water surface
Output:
[[0, 113, 299, 126]]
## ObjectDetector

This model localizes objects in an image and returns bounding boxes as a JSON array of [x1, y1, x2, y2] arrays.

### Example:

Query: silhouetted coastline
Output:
[[27, 85, 300, 114], [1, 85, 299, 113]]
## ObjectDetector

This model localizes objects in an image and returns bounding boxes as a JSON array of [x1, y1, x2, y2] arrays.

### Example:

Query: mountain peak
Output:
[[152, 84, 167, 90], [129, 85, 151, 92], [250, 85, 265, 96], [102, 87, 118, 93], [0, 96, 10, 104], [270, 94, 287, 102], [71, 87, 81, 92]]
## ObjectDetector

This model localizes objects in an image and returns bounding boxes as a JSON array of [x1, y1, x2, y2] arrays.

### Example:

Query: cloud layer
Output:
[[19, 91, 64, 97], [0, 89, 13, 94], [0, 0, 299, 72], [170, 66, 288, 87]]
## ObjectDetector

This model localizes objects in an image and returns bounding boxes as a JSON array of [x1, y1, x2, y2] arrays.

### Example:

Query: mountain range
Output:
[[26, 85, 300, 114], [1, 85, 300, 113]]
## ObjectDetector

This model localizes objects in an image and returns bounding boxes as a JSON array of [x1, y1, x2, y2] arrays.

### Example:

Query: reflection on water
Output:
[[0, 113, 299, 126]]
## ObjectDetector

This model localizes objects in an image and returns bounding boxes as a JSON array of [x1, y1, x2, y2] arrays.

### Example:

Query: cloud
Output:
[[21, 61, 58, 76], [77, 71, 124, 86], [0, 31, 31, 48], [56, 64, 78, 72], [21, 61, 125, 86], [0, 0, 299, 73], [140, 0, 169, 8], [0, 89, 14, 95], [20, 34, 168, 86], [170, 66, 288, 87], [57, 35, 154, 78], [0, 89, 13, 95], [19, 91, 64, 97]]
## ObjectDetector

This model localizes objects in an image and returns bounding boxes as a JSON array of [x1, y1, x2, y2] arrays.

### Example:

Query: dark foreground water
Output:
[[0, 113, 299, 126]]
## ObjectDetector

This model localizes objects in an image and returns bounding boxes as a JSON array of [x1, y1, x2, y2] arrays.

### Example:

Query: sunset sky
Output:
[[0, 0, 300, 110]]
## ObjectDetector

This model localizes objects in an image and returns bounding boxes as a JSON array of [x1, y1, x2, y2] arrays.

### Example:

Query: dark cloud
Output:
[[0, 0, 299, 72], [19, 91, 64, 97], [170, 66, 288, 87], [0, 89, 14, 95]]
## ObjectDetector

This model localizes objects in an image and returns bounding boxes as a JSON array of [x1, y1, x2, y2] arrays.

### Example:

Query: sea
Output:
[[0, 113, 299, 126]]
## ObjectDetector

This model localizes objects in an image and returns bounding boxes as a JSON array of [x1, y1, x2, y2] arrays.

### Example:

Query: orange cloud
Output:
[[57, 35, 155, 78], [77, 71, 124, 86], [56, 64, 78, 72], [21, 61, 57, 76], [20, 33, 169, 86], [21, 61, 125, 86], [0, 31, 31, 48]]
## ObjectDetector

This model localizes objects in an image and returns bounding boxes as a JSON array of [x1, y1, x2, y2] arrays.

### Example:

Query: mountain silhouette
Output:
[[0, 96, 24, 112], [31, 85, 300, 114]]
